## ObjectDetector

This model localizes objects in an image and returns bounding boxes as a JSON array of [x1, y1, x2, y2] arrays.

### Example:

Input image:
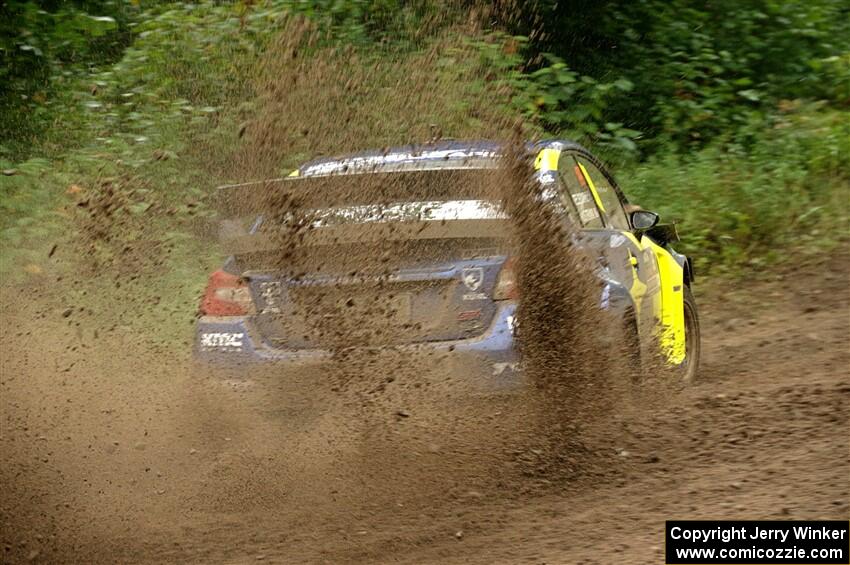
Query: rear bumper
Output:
[[194, 302, 520, 379]]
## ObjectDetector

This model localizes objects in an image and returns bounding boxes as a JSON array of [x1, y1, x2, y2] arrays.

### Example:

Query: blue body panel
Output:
[[195, 302, 521, 382], [194, 278, 632, 383]]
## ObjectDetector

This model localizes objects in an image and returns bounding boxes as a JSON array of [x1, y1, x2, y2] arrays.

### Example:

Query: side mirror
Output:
[[630, 210, 660, 230]]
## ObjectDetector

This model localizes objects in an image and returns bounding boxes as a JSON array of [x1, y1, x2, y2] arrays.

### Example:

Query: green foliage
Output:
[[79, 2, 285, 152], [0, 0, 134, 159], [515, 53, 640, 152], [0, 0, 455, 277], [625, 105, 850, 274], [472, 35, 641, 154], [0, 0, 430, 161], [522, 0, 850, 151], [0, 0, 284, 274]]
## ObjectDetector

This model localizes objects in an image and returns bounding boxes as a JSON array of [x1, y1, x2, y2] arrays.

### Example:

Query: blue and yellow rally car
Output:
[[195, 140, 700, 383]]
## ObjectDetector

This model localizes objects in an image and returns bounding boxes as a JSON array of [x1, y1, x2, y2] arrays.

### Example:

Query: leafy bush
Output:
[[518, 0, 850, 151], [472, 35, 641, 154], [0, 0, 136, 159], [625, 105, 849, 274]]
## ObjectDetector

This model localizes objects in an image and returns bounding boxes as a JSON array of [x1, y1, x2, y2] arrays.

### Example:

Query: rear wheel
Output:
[[678, 286, 701, 383]]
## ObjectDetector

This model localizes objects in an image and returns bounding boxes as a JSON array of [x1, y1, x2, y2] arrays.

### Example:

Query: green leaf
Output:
[[737, 89, 761, 102]]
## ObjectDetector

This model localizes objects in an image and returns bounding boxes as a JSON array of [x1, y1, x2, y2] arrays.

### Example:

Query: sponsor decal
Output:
[[579, 208, 600, 224], [200, 332, 244, 350], [609, 233, 626, 248], [571, 191, 592, 206], [301, 149, 499, 176], [457, 309, 482, 321], [462, 292, 488, 301], [290, 274, 400, 286]]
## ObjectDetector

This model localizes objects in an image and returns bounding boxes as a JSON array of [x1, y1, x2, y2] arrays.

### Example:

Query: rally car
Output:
[[195, 140, 700, 383]]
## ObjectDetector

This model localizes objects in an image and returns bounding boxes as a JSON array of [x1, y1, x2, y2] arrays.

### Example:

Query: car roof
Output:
[[296, 139, 587, 177]]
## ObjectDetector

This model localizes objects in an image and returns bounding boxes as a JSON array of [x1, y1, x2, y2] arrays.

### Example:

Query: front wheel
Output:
[[678, 286, 701, 383]]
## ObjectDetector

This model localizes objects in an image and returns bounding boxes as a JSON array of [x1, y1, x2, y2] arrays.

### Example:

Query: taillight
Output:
[[493, 257, 518, 300], [199, 270, 255, 316]]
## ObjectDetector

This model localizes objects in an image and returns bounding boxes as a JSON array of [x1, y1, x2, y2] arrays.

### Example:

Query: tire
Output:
[[678, 285, 701, 383]]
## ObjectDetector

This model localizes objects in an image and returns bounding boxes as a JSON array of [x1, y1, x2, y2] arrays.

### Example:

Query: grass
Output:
[[622, 105, 850, 275]]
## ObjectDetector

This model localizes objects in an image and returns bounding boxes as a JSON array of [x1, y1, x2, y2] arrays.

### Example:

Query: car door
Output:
[[562, 152, 662, 336]]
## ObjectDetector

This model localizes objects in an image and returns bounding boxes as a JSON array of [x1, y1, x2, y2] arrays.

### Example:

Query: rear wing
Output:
[[215, 168, 504, 216], [223, 218, 511, 254], [214, 169, 511, 254]]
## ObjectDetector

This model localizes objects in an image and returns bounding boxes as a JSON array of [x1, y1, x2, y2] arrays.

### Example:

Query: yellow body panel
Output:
[[620, 230, 641, 248], [533, 148, 561, 172], [643, 238, 686, 364], [616, 230, 648, 319]]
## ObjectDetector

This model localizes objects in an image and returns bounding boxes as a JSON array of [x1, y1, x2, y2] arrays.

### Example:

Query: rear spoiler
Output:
[[215, 168, 504, 216], [214, 169, 511, 254], [224, 218, 511, 254]]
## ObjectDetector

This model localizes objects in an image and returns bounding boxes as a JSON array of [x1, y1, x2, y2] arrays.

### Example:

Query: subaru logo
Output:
[[462, 267, 484, 291]]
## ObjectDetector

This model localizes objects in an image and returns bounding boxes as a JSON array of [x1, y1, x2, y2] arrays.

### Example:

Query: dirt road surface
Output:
[[1, 256, 847, 564]]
